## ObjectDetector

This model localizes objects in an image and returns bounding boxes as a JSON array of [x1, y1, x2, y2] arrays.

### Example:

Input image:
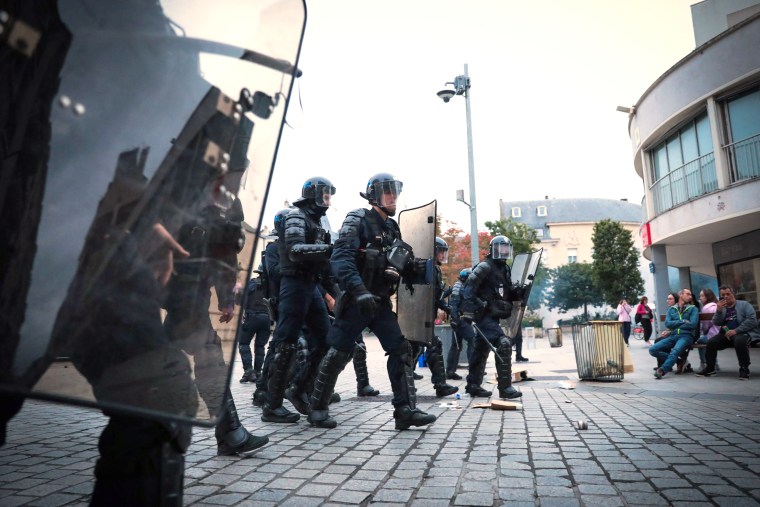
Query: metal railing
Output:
[[725, 133, 760, 183], [651, 152, 717, 215]]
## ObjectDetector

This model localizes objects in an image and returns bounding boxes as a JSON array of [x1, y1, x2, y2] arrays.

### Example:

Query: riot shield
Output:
[[397, 201, 437, 345], [501, 249, 544, 339], [0, 0, 306, 427]]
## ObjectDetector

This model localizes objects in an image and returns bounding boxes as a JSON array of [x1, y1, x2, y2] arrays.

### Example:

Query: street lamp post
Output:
[[438, 63, 479, 267]]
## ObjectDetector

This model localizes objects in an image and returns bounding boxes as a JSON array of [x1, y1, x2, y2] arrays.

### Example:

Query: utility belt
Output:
[[280, 267, 322, 281]]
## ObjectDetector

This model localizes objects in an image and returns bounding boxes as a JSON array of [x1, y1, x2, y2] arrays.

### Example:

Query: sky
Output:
[[267, 0, 698, 233]]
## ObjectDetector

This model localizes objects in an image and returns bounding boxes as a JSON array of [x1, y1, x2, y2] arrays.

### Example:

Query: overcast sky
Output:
[[267, 0, 698, 232]]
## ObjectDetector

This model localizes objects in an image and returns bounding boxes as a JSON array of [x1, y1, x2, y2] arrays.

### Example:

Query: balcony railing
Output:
[[725, 133, 760, 184], [651, 152, 717, 215]]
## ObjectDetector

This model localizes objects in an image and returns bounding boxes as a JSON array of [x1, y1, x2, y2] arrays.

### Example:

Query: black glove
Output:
[[440, 303, 451, 315], [512, 284, 527, 301], [354, 287, 379, 317], [461, 312, 474, 323]]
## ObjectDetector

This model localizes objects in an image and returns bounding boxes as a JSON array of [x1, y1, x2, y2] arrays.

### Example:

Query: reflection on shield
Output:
[[501, 249, 544, 339], [1, 0, 306, 427], [397, 201, 436, 345]]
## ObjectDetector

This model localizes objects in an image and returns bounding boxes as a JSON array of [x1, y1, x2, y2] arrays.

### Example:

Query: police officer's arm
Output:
[[331, 211, 368, 296], [285, 210, 331, 263], [449, 282, 462, 321]]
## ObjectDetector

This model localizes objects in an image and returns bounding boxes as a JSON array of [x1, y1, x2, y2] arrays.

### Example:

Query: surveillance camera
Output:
[[437, 89, 456, 103]]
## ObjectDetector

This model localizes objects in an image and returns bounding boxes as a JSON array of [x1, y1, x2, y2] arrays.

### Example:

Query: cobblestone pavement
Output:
[[3, 333, 760, 506]]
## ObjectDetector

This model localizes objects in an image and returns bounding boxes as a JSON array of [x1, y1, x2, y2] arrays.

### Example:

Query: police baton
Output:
[[470, 321, 505, 363]]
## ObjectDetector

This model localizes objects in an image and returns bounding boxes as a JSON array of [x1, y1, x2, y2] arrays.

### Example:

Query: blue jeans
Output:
[[649, 333, 694, 372]]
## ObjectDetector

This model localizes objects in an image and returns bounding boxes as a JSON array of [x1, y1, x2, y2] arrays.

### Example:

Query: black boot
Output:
[[394, 405, 436, 431], [446, 371, 463, 380], [495, 337, 522, 400], [239, 368, 254, 383], [261, 343, 300, 423], [354, 342, 380, 396], [285, 339, 317, 415], [308, 348, 351, 429], [388, 342, 436, 431], [465, 384, 491, 397], [427, 336, 458, 398], [216, 394, 269, 456]]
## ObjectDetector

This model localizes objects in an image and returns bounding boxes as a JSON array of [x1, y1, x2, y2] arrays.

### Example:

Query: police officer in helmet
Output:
[[461, 235, 525, 400], [262, 178, 335, 423], [446, 268, 474, 379], [252, 208, 290, 407], [307, 173, 437, 430]]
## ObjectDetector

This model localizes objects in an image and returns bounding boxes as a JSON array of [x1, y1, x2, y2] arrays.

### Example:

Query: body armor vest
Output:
[[279, 207, 330, 277]]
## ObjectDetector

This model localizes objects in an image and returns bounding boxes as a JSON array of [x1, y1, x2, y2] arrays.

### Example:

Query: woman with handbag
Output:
[[635, 296, 654, 345]]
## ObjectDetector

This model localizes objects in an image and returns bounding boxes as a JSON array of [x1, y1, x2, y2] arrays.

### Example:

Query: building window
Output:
[[511, 207, 521, 218], [535, 229, 544, 238], [567, 248, 577, 263], [648, 112, 716, 215], [537, 205, 547, 217], [725, 87, 760, 183]]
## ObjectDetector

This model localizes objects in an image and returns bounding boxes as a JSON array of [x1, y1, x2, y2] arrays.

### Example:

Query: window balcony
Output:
[[650, 152, 717, 216], [726, 133, 760, 184]]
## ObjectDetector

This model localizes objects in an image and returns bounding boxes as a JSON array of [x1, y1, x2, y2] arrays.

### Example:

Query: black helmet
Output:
[[361, 172, 403, 215], [490, 235, 512, 260], [295, 176, 336, 207], [458, 268, 472, 282], [435, 237, 449, 264], [273, 208, 291, 232]]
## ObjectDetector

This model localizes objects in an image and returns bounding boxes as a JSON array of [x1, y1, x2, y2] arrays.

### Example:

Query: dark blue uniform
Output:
[[238, 277, 271, 381], [262, 204, 332, 422], [446, 279, 474, 376], [307, 207, 436, 430], [252, 239, 281, 402], [461, 256, 523, 399]]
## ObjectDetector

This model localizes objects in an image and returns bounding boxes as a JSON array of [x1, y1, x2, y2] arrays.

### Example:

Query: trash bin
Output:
[[547, 327, 563, 348], [571, 321, 624, 381]]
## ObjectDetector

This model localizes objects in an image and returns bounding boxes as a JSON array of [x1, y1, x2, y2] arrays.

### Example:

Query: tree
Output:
[[484, 218, 538, 255], [591, 219, 644, 306], [439, 222, 492, 285], [545, 262, 605, 321]]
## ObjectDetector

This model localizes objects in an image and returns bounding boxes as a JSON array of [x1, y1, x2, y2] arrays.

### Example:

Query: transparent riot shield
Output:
[[501, 249, 544, 339], [397, 201, 437, 345], [0, 0, 306, 427]]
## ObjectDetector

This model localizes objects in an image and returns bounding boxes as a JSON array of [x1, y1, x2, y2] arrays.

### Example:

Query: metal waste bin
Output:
[[547, 327, 563, 348], [571, 321, 624, 381]]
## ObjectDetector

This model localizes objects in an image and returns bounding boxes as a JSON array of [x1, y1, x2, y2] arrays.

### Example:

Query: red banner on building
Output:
[[641, 222, 652, 248]]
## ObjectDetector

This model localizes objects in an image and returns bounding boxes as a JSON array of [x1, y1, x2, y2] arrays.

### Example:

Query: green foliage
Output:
[[591, 219, 644, 306], [520, 310, 543, 328], [545, 262, 605, 320], [484, 218, 538, 255], [556, 310, 616, 326]]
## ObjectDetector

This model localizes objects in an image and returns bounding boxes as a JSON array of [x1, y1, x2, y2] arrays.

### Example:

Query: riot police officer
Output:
[[252, 208, 290, 406], [411, 238, 458, 397], [238, 270, 271, 383], [461, 236, 525, 400], [307, 173, 437, 430], [262, 178, 335, 423], [446, 268, 475, 380]]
